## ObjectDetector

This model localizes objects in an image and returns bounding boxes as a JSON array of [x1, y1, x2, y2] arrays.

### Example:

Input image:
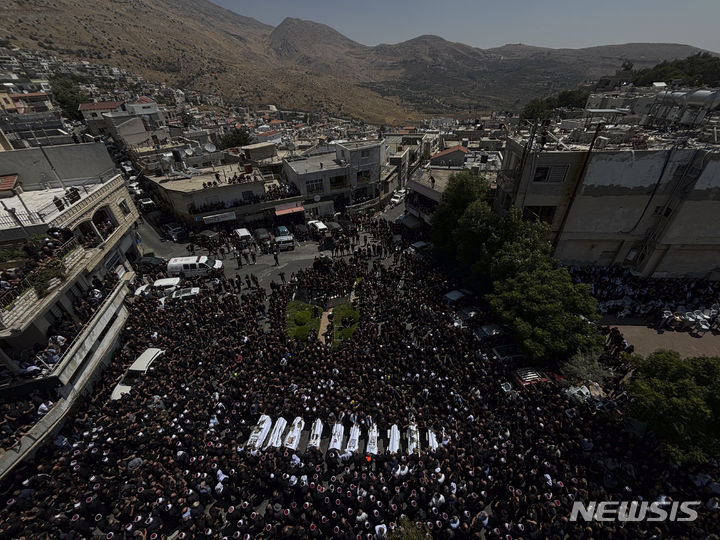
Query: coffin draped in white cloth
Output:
[[329, 422, 344, 451], [307, 418, 323, 450], [387, 424, 400, 454], [265, 417, 287, 449], [284, 417, 305, 450], [345, 424, 360, 453], [246, 415, 272, 450], [407, 423, 420, 455], [366, 424, 379, 455], [427, 428, 439, 451]]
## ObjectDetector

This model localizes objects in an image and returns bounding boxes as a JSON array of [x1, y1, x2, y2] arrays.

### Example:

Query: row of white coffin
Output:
[[245, 416, 440, 455]]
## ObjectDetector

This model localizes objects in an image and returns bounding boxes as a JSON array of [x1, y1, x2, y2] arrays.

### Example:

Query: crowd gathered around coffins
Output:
[[0, 219, 717, 539]]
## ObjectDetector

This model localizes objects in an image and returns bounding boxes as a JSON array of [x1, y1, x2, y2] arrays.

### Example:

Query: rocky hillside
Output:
[[3, 0, 713, 123]]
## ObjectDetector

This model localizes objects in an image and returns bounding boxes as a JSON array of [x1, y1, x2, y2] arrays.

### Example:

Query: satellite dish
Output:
[[313, 195, 321, 202], [184, 148, 194, 157], [204, 143, 217, 153]]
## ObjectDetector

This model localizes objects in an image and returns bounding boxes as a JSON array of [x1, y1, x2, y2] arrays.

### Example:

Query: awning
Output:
[[202, 211, 236, 224], [275, 203, 304, 216]]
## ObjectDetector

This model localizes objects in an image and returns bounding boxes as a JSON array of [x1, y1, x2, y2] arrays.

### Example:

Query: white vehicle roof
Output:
[[234, 228, 252, 237], [169, 256, 213, 265], [129, 348, 165, 372], [308, 220, 328, 230], [153, 277, 181, 288], [110, 384, 132, 401], [275, 235, 294, 242]]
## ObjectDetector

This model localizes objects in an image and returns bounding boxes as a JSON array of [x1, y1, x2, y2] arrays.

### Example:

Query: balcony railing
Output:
[[0, 237, 80, 310]]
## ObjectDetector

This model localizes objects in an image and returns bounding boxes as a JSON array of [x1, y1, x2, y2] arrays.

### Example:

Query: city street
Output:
[[134, 201, 406, 290]]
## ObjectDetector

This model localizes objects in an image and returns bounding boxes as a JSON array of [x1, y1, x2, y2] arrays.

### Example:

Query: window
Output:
[[118, 199, 131, 215], [329, 175, 349, 189], [533, 165, 568, 183], [523, 205, 556, 224], [357, 170, 371, 182], [306, 178, 324, 195], [360, 149, 370, 158]]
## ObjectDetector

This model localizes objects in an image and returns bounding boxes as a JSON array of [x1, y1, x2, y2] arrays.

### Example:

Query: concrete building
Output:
[[0, 143, 140, 478], [496, 126, 720, 278], [429, 145, 469, 167], [283, 140, 385, 213], [78, 101, 125, 135], [147, 163, 302, 227], [405, 167, 469, 229]]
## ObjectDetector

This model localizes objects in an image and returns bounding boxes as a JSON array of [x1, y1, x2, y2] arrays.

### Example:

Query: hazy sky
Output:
[[213, 0, 720, 51]]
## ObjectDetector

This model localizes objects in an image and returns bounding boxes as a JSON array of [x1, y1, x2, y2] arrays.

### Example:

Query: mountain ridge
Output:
[[3, 0, 715, 123]]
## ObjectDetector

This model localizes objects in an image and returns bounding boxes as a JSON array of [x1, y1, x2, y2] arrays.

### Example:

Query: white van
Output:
[[234, 228, 253, 246], [275, 235, 295, 251], [134, 277, 181, 297], [167, 256, 223, 277], [307, 220, 329, 238], [110, 348, 165, 400]]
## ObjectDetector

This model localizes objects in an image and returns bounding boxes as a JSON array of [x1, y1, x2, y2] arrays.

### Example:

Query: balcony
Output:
[[0, 238, 89, 331], [0, 273, 133, 480]]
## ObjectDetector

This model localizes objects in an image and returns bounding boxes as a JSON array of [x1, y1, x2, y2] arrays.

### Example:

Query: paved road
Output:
[[135, 203, 406, 290]]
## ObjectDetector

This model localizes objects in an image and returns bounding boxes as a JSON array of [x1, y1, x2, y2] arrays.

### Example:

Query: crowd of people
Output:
[[0, 220, 717, 539], [567, 265, 719, 328], [188, 182, 300, 215], [0, 227, 76, 304]]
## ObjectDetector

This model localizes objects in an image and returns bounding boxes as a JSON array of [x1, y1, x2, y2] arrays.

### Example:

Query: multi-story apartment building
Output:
[[282, 140, 386, 213], [0, 143, 140, 478], [496, 122, 720, 278]]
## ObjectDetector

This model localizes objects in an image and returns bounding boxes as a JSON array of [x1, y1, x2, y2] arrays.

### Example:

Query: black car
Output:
[[135, 256, 167, 272]]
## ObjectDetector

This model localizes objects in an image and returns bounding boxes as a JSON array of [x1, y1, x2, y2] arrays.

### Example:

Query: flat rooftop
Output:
[[0, 176, 117, 230], [409, 167, 459, 194], [337, 140, 382, 150], [150, 164, 266, 193], [285, 153, 348, 175]]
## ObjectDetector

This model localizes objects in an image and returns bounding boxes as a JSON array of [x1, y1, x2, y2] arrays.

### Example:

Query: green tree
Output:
[[629, 351, 720, 464], [50, 75, 90, 121], [453, 205, 551, 281], [218, 127, 254, 150], [430, 171, 488, 258], [488, 266, 602, 363], [632, 53, 720, 87]]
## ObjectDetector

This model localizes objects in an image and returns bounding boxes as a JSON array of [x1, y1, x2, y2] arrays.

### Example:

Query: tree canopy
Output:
[[488, 266, 602, 362], [430, 171, 488, 258], [50, 75, 90, 121], [218, 127, 254, 150], [629, 350, 720, 464], [520, 87, 591, 121], [632, 53, 720, 87]]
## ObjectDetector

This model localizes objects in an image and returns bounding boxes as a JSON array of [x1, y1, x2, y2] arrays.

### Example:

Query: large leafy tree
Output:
[[453, 205, 551, 281], [430, 171, 488, 258], [629, 351, 720, 464], [488, 266, 602, 362], [50, 75, 90, 121], [218, 127, 254, 150]]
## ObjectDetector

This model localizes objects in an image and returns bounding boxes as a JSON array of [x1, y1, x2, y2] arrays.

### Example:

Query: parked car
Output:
[[390, 191, 405, 206], [135, 256, 167, 273], [307, 220, 329, 239], [274, 225, 292, 238], [159, 287, 201, 306], [292, 223, 309, 241], [234, 228, 254, 246], [137, 198, 156, 213], [163, 224, 188, 242], [325, 222, 342, 236], [110, 348, 165, 400], [274, 235, 295, 251], [127, 181, 143, 196], [254, 228, 272, 245]]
